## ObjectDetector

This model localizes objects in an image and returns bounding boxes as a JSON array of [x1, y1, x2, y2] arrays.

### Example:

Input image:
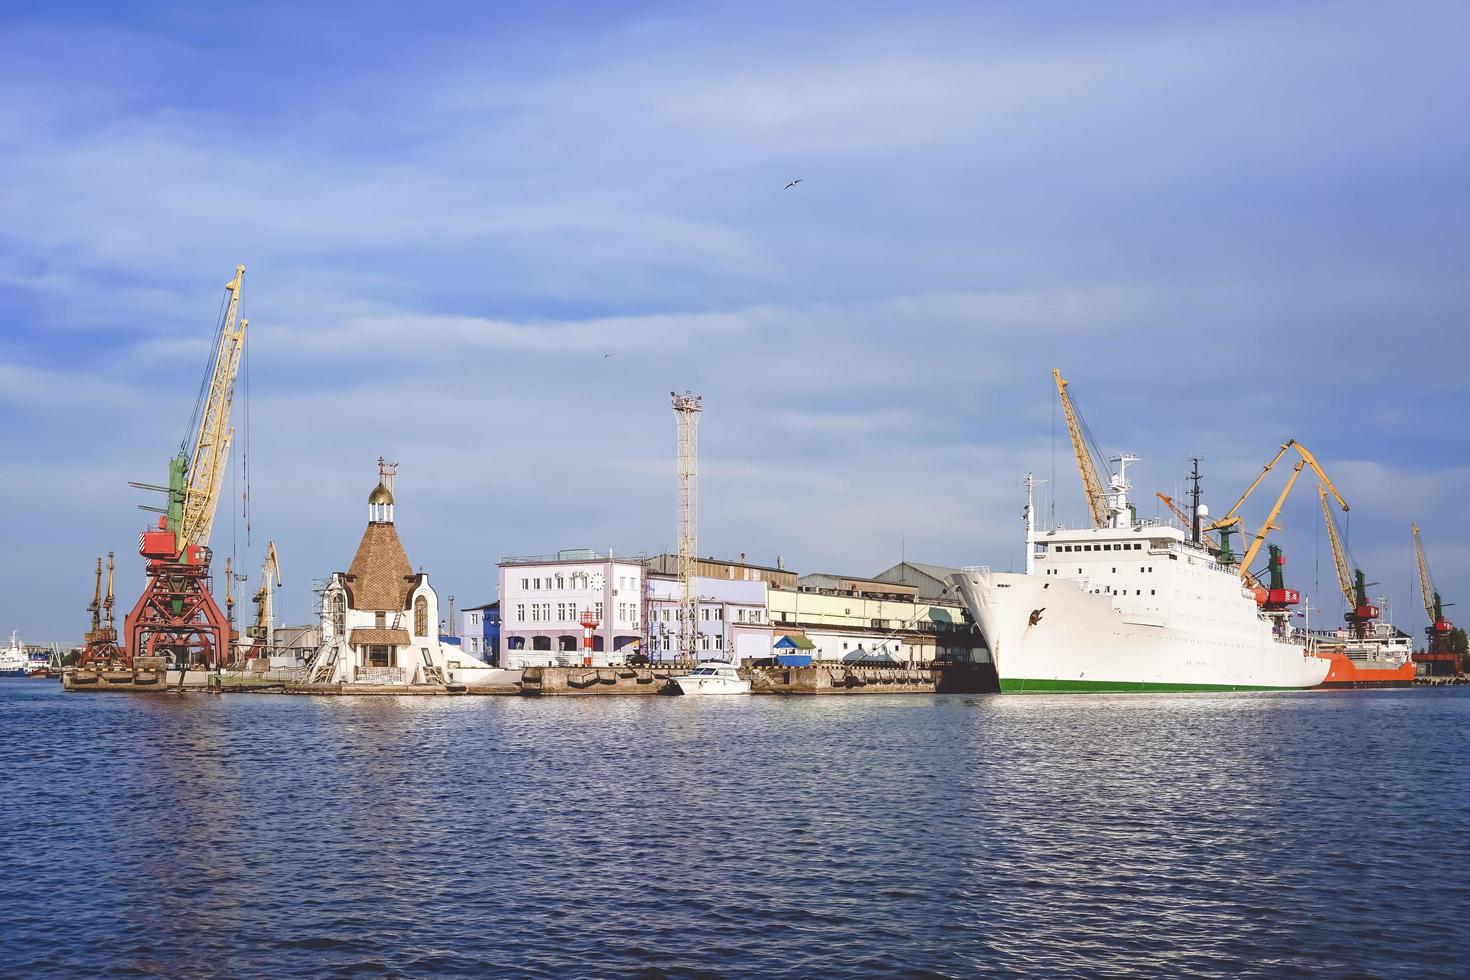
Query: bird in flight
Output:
[[603, 353, 616, 359], [785, 179, 803, 189]]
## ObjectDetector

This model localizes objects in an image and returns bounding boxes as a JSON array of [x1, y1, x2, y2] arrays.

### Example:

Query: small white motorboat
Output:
[[674, 660, 751, 696]]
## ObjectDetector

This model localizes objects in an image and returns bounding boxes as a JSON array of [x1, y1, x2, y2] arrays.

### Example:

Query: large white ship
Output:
[[950, 460, 1330, 694]]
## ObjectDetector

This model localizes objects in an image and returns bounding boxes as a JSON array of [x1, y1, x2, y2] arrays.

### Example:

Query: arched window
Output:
[[330, 592, 346, 636], [414, 595, 429, 636]]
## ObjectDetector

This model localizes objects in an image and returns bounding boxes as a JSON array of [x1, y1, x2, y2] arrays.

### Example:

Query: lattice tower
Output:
[[672, 392, 703, 660]]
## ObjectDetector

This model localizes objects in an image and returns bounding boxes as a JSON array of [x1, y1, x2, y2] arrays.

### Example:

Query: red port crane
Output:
[[1413, 523, 1460, 675], [85, 266, 248, 670]]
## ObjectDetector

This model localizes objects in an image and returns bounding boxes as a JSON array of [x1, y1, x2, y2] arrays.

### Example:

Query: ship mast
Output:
[[1023, 473, 1047, 575]]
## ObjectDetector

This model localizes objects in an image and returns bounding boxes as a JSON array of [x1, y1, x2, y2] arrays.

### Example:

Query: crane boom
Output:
[[1053, 369, 1110, 528], [1413, 523, 1435, 621], [179, 264, 248, 550], [1210, 439, 1349, 533], [1238, 459, 1306, 577], [1320, 484, 1355, 608]]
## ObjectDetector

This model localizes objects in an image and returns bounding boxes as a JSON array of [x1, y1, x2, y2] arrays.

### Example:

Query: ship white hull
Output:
[[950, 568, 1330, 693]]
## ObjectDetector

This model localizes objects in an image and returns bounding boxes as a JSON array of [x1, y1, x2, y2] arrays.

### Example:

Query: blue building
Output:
[[460, 601, 500, 666]]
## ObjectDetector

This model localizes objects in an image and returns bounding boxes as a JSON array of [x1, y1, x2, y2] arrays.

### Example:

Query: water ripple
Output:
[[1, 681, 1467, 977]]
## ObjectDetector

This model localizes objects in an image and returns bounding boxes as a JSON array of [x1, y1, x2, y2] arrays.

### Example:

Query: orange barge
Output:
[[1311, 623, 1418, 688]]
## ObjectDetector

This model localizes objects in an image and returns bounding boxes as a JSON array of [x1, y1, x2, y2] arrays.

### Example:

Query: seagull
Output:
[[785, 179, 803, 189], [603, 353, 616, 359]]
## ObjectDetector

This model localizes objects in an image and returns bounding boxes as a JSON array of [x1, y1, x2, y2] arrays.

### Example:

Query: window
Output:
[[715, 636, 723, 650], [414, 595, 428, 635], [521, 578, 529, 590], [516, 604, 526, 622], [595, 602, 603, 621], [556, 575, 564, 589], [714, 607, 723, 621], [375, 611, 386, 629], [737, 609, 746, 622]]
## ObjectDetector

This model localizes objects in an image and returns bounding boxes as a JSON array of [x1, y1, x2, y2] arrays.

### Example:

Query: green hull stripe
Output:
[[999, 677, 1298, 694]]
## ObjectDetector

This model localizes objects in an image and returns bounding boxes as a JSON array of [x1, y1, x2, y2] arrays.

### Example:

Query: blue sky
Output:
[[3, 1, 1468, 640]]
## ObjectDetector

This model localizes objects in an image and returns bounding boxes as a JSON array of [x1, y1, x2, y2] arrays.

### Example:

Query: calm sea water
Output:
[[2, 679, 1467, 978]]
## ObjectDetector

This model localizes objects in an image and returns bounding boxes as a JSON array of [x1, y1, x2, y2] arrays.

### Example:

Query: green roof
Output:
[[776, 634, 815, 650]]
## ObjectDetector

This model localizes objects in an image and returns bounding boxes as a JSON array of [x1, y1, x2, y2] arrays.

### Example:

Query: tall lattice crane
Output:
[[107, 265, 249, 670], [1053, 370, 1109, 528], [247, 541, 282, 653], [1412, 523, 1455, 657], [1053, 370, 1133, 528], [1319, 483, 1378, 638], [80, 553, 120, 663]]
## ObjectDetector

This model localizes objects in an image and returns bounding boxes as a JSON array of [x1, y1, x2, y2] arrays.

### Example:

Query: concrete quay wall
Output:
[[751, 662, 997, 695], [520, 665, 686, 695]]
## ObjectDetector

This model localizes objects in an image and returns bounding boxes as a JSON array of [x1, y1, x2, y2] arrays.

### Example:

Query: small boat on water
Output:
[[674, 661, 751, 696]]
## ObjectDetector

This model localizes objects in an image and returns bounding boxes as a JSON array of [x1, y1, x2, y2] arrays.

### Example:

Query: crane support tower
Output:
[[98, 265, 249, 671], [1412, 523, 1460, 675], [672, 391, 703, 662]]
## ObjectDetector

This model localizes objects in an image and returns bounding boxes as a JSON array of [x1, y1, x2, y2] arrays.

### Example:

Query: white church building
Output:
[[306, 461, 486, 686]]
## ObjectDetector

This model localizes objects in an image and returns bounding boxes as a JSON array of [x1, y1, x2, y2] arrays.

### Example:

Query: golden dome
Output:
[[368, 481, 394, 506]]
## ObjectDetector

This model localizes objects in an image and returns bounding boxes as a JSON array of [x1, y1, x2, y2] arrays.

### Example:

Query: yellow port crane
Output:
[[247, 541, 282, 648], [1208, 439, 1348, 579], [180, 264, 248, 552], [1053, 369, 1112, 528], [1319, 484, 1378, 637]]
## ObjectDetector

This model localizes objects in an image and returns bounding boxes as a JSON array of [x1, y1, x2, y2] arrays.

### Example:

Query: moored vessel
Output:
[[1311, 623, 1416, 688], [674, 661, 751, 695], [1, 631, 28, 678], [949, 372, 1330, 694], [951, 471, 1328, 693]]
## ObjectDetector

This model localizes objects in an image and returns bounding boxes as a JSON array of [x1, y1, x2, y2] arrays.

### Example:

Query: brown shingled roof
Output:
[[345, 522, 414, 610], [350, 628, 411, 646]]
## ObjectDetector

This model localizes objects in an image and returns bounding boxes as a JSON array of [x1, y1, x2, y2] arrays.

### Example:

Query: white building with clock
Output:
[[497, 549, 647, 667]]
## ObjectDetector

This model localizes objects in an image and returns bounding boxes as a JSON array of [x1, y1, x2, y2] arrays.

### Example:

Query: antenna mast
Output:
[[1189, 457, 1203, 545], [672, 391, 703, 662]]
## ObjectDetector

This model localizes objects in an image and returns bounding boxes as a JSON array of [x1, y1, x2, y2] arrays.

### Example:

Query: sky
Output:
[[2, 1, 1468, 641]]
